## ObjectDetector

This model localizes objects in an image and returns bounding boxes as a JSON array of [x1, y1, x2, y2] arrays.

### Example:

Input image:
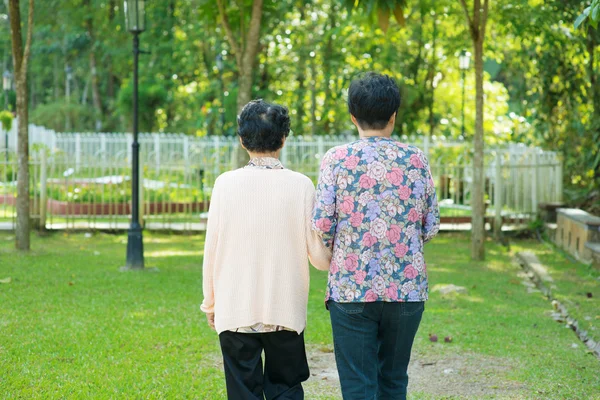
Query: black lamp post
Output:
[[459, 50, 471, 138], [216, 53, 225, 135], [124, 0, 146, 269], [3, 70, 11, 164]]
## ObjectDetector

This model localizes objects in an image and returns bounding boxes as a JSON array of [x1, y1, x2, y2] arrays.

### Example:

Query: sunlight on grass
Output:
[[146, 250, 203, 257], [0, 232, 598, 399]]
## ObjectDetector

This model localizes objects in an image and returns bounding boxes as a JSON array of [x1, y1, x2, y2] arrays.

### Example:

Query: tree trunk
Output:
[[460, 0, 487, 260], [85, 0, 102, 131], [89, 52, 102, 131], [9, 0, 34, 251], [310, 56, 317, 136], [107, 0, 116, 100], [15, 76, 29, 249], [217, 0, 263, 168], [236, 68, 253, 114], [586, 29, 600, 183], [471, 26, 486, 261]]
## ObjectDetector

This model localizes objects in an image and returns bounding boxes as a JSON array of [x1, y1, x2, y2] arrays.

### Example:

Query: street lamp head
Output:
[[459, 50, 471, 70], [216, 54, 224, 72], [124, 0, 146, 33], [2, 70, 11, 91]]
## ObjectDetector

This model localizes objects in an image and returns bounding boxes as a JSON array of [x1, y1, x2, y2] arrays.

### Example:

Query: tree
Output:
[[216, 0, 264, 114], [8, 0, 34, 250], [459, 0, 488, 261]]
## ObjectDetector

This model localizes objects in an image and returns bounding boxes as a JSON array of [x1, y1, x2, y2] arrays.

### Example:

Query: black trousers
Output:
[[218, 330, 310, 400]]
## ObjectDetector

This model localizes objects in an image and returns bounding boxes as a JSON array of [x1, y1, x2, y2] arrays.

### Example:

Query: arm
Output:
[[200, 181, 221, 316], [312, 150, 338, 250], [422, 156, 440, 243], [305, 182, 332, 271]]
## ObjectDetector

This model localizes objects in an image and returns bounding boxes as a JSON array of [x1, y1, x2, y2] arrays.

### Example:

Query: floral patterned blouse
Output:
[[312, 136, 440, 303]]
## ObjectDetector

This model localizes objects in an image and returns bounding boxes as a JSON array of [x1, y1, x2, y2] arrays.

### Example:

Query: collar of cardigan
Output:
[[246, 157, 285, 170]]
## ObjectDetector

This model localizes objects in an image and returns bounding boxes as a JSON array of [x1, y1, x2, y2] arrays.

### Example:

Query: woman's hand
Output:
[[206, 313, 216, 330]]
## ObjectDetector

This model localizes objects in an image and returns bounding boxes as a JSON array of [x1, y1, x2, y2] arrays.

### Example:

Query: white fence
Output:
[[0, 120, 563, 232]]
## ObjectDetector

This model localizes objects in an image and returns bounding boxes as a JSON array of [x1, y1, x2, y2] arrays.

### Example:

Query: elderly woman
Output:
[[200, 99, 331, 400]]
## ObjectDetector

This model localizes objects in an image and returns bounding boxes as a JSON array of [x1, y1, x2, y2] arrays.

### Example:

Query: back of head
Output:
[[237, 99, 290, 153], [347, 72, 401, 130]]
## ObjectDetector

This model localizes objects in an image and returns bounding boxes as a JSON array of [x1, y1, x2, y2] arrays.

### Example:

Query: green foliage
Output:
[[575, 0, 600, 28], [0, 110, 13, 131], [0, 91, 16, 111], [30, 101, 98, 132], [45, 183, 204, 204], [117, 82, 168, 132]]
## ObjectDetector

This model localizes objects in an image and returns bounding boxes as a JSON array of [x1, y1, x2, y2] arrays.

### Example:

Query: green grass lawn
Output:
[[0, 232, 599, 399], [511, 237, 600, 352]]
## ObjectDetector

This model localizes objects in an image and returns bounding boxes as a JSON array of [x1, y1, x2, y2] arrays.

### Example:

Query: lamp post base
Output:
[[124, 224, 145, 269]]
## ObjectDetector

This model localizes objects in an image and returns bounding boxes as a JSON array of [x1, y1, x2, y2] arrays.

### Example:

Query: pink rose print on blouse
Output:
[[365, 289, 379, 302], [386, 224, 402, 244], [350, 212, 365, 228], [386, 282, 399, 301], [386, 167, 404, 186], [339, 196, 355, 214], [330, 260, 339, 274], [403, 264, 418, 280], [410, 153, 424, 168], [362, 233, 378, 247], [394, 242, 409, 258], [344, 253, 359, 272], [315, 218, 332, 233], [398, 185, 412, 200], [359, 174, 377, 189], [344, 155, 360, 170], [334, 147, 348, 160], [354, 270, 367, 285], [408, 208, 421, 223]]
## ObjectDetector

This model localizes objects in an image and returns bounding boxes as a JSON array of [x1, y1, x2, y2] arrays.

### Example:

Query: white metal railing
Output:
[[0, 120, 562, 232]]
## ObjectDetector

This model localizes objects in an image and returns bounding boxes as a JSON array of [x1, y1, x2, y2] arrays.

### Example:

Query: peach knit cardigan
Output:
[[200, 167, 332, 334]]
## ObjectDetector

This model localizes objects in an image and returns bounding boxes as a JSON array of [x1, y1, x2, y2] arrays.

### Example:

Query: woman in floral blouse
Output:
[[313, 72, 440, 400]]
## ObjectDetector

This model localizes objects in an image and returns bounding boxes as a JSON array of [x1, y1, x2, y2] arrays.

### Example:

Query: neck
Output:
[[358, 128, 393, 139], [247, 151, 280, 160]]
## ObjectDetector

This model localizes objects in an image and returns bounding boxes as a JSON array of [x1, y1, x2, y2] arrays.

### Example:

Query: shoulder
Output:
[[323, 140, 360, 164], [214, 170, 236, 186], [284, 170, 315, 190]]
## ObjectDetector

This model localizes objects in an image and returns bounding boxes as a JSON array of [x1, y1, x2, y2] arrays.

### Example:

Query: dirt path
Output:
[[305, 345, 525, 399]]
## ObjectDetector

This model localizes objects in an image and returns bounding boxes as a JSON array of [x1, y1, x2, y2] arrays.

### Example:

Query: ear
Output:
[[350, 114, 360, 128], [389, 112, 397, 126]]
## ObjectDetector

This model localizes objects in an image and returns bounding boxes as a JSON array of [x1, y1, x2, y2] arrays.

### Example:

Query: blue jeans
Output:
[[328, 301, 424, 400]]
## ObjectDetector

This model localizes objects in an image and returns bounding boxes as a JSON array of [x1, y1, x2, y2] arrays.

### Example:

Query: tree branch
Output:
[[8, 0, 23, 73], [481, 0, 489, 42], [459, 0, 474, 33], [216, 0, 242, 68], [21, 0, 34, 75], [242, 0, 263, 67]]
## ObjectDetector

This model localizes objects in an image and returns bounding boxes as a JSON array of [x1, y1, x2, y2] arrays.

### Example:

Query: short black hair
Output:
[[347, 72, 401, 130], [237, 99, 290, 153]]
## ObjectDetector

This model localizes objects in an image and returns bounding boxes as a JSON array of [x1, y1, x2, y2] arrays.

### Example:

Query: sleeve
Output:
[[305, 182, 332, 271], [422, 156, 440, 243], [311, 150, 338, 250], [200, 180, 221, 314]]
